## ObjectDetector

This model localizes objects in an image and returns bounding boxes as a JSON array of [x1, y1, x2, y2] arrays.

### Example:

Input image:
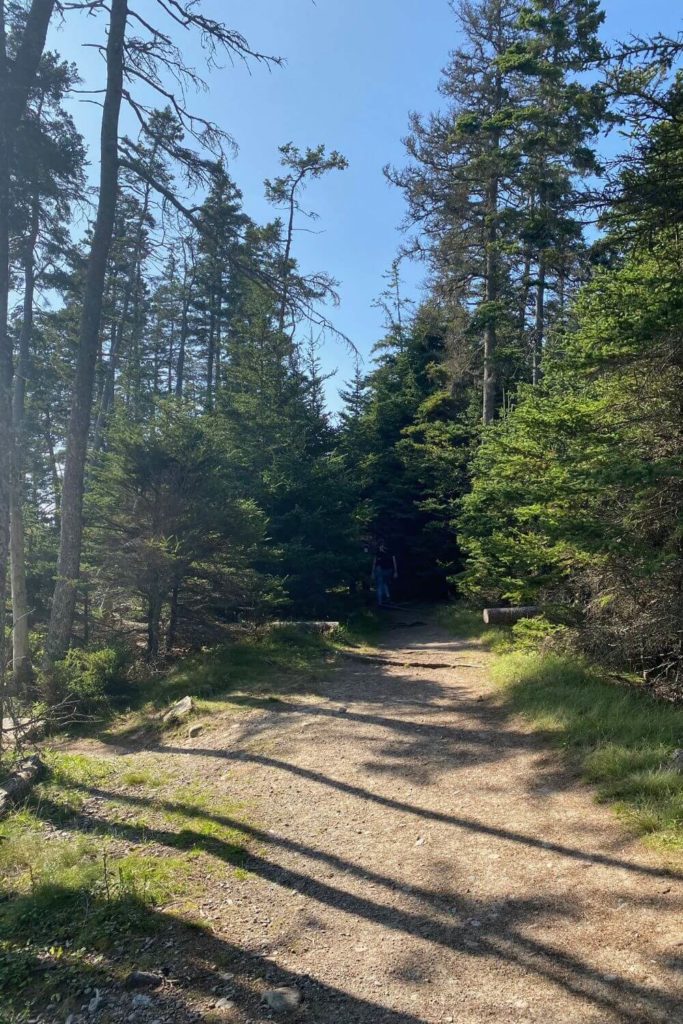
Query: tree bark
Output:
[[43, 0, 128, 681], [532, 254, 545, 385], [10, 199, 39, 692], [206, 294, 216, 411], [147, 586, 162, 660], [93, 175, 154, 448], [482, 173, 499, 425], [0, 754, 44, 816], [277, 174, 302, 337], [167, 583, 179, 651], [0, 0, 56, 741], [175, 289, 190, 397], [43, 407, 61, 527], [482, 26, 503, 426]]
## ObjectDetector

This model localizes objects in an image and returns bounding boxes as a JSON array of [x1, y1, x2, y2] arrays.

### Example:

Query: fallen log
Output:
[[483, 606, 540, 626], [0, 754, 45, 817]]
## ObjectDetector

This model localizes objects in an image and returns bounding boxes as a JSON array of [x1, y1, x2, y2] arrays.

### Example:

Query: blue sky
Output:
[[48, 1, 683, 409]]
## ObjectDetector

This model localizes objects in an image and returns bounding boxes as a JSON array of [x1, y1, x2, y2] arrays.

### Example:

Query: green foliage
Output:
[[510, 615, 572, 653], [52, 646, 127, 710], [338, 306, 469, 599], [459, 235, 683, 675], [87, 401, 271, 656]]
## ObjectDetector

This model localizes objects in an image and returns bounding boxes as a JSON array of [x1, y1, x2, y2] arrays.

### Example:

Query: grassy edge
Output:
[[439, 606, 683, 857], [0, 626, 340, 1017]]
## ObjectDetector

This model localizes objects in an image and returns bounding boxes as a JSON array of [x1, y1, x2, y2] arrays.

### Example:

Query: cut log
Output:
[[0, 754, 45, 816], [483, 606, 540, 626]]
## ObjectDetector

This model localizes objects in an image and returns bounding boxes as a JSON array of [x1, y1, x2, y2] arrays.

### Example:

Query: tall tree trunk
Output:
[[147, 585, 162, 661], [277, 177, 300, 337], [215, 291, 222, 395], [532, 254, 545, 385], [482, 173, 499, 425], [44, 407, 61, 527], [0, 4, 12, 724], [0, 0, 55, 741], [175, 241, 193, 398], [166, 305, 176, 394], [93, 176, 153, 449], [167, 583, 179, 651], [518, 249, 531, 335], [10, 199, 39, 692], [43, 0, 127, 680], [206, 295, 216, 411], [175, 290, 190, 398]]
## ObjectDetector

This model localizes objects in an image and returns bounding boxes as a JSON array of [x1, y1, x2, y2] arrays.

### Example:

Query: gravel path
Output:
[[99, 615, 683, 1024]]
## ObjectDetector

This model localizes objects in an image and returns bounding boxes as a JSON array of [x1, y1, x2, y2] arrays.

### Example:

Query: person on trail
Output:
[[372, 541, 398, 608]]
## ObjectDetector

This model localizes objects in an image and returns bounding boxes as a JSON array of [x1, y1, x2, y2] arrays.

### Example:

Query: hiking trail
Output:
[[64, 612, 682, 1023]]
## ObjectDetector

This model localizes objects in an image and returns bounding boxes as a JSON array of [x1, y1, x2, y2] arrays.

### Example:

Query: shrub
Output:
[[511, 615, 573, 654], [52, 647, 127, 712]]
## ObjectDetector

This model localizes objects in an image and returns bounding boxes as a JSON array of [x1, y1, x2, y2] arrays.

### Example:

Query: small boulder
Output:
[[125, 970, 163, 990], [87, 989, 103, 1014], [214, 998, 234, 1010], [188, 723, 204, 738], [131, 993, 153, 1010], [263, 987, 301, 1013], [669, 748, 683, 773], [163, 695, 194, 725]]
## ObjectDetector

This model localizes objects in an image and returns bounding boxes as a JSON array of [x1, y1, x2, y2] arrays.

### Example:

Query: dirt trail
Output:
[[84, 614, 683, 1023]]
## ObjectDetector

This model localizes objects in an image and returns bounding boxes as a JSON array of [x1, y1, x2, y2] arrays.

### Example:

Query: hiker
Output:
[[372, 540, 398, 608]]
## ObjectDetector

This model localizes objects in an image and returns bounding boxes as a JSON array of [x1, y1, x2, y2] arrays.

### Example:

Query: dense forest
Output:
[[0, 0, 681, 728]]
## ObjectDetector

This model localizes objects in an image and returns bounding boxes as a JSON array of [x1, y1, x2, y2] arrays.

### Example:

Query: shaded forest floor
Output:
[[2, 611, 682, 1024]]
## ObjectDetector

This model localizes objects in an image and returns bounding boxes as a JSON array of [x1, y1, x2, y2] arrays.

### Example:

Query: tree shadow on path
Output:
[[28, 785, 683, 1024]]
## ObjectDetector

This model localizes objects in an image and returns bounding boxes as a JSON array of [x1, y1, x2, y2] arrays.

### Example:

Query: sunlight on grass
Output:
[[493, 651, 683, 853], [121, 767, 166, 787], [102, 627, 336, 743], [0, 746, 258, 1008], [436, 604, 510, 650]]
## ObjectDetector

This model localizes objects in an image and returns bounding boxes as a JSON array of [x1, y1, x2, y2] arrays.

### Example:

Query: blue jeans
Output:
[[374, 567, 392, 606]]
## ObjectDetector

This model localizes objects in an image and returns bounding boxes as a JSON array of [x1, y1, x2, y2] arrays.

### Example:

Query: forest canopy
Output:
[[0, 0, 681, 720]]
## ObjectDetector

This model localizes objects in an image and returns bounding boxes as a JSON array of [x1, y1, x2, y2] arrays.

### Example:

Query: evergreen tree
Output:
[[387, 0, 525, 423], [88, 403, 269, 659]]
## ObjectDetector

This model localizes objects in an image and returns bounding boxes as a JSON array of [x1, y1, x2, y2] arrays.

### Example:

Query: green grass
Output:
[[334, 608, 383, 646], [0, 626, 341, 1017], [0, 750, 254, 1011], [101, 626, 337, 742], [436, 604, 510, 650], [120, 767, 166, 787], [492, 651, 683, 853]]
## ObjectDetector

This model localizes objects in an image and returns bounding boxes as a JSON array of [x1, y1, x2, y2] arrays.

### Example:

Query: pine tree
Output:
[[500, 0, 608, 378], [388, 0, 525, 422], [87, 403, 269, 658]]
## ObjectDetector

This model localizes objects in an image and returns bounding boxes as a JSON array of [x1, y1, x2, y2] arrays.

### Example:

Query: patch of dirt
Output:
[[54, 611, 683, 1024]]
